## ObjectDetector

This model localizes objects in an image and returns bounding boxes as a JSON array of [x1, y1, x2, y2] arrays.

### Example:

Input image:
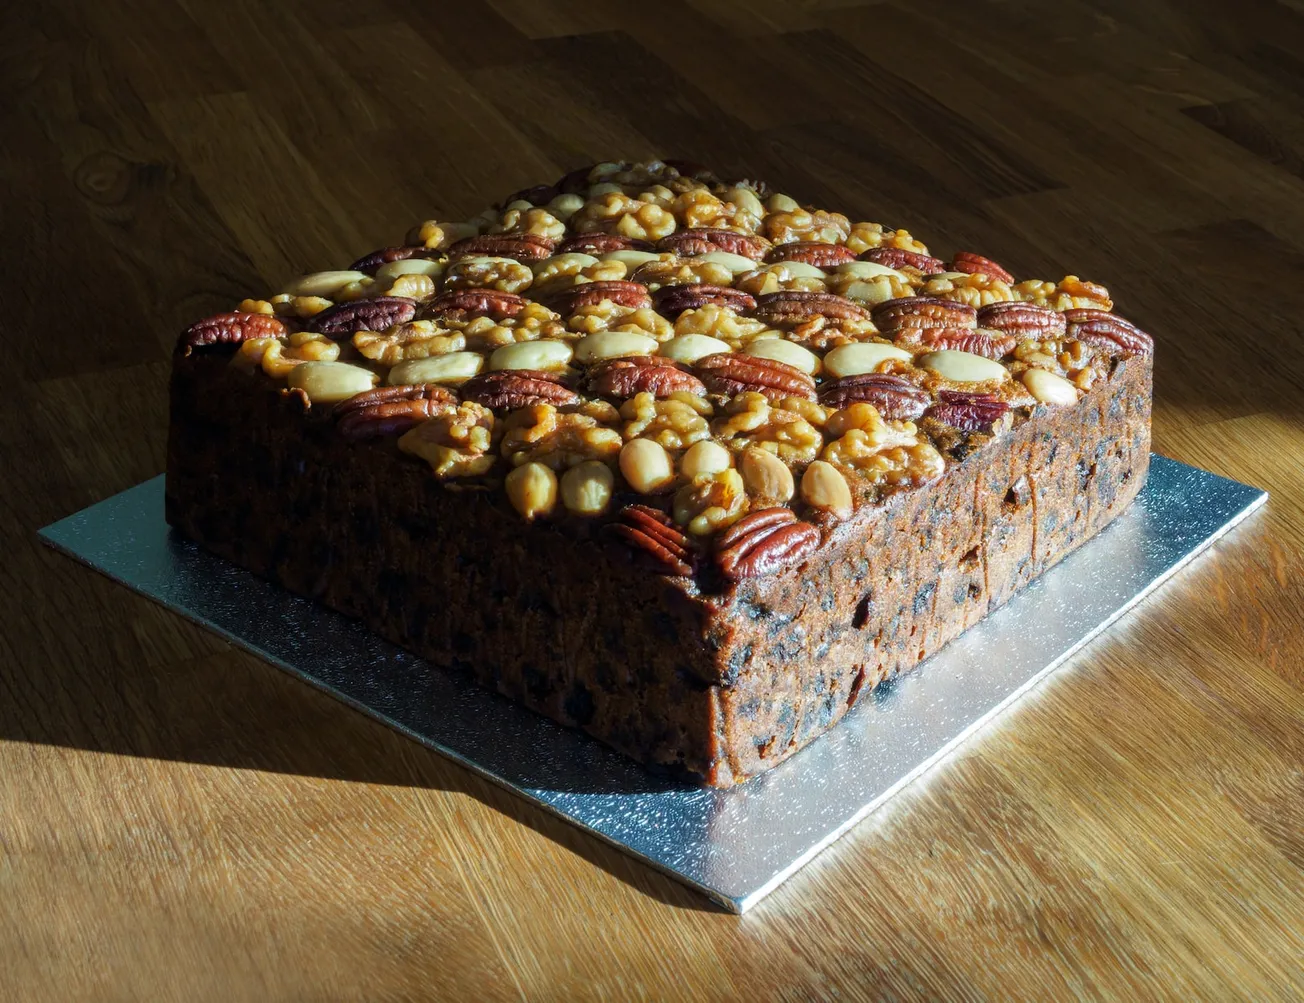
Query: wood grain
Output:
[[2, 0, 1303, 999]]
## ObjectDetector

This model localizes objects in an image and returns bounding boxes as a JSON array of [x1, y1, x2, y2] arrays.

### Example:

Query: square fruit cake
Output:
[[166, 158, 1153, 787]]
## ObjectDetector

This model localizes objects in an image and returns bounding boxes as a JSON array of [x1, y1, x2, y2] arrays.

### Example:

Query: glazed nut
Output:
[[744, 338, 820, 375], [600, 249, 662, 270], [680, 439, 733, 479], [1022, 367, 1079, 404], [767, 193, 801, 212], [801, 460, 853, 518], [385, 273, 436, 300], [740, 447, 795, 505], [375, 258, 444, 283], [918, 350, 1010, 383], [286, 361, 378, 403], [282, 270, 369, 298], [619, 438, 675, 494], [506, 462, 559, 520], [656, 334, 731, 365], [693, 251, 761, 275], [573, 331, 658, 364], [559, 460, 614, 515], [388, 352, 484, 385], [489, 339, 573, 371], [822, 342, 913, 378]]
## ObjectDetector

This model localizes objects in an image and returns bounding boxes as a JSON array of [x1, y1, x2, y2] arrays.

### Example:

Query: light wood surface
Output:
[[3, 1, 1303, 1000]]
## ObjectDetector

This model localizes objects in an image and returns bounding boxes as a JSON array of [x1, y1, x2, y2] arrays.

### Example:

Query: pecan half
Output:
[[500, 183, 558, 207], [657, 228, 770, 260], [951, 251, 1014, 283], [752, 290, 871, 325], [447, 233, 555, 263], [663, 159, 720, 183], [694, 353, 817, 402], [652, 284, 756, 317], [458, 369, 579, 410], [308, 296, 418, 335], [1064, 309, 1154, 357], [177, 311, 287, 356], [606, 504, 695, 576], [765, 241, 857, 268], [976, 302, 1067, 340], [715, 508, 820, 581], [547, 280, 652, 315], [872, 296, 976, 332], [586, 356, 706, 399], [349, 245, 438, 275], [334, 384, 458, 441], [924, 389, 1010, 431], [909, 327, 1016, 359], [557, 164, 599, 194], [425, 289, 529, 320], [859, 247, 947, 274], [818, 373, 930, 417], [556, 233, 655, 256]]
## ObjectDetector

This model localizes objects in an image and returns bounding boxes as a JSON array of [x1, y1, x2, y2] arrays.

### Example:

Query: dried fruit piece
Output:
[[908, 327, 1016, 359], [349, 246, 438, 275], [587, 356, 706, 399], [652, 284, 756, 318], [976, 302, 1067, 340], [818, 373, 930, 417], [425, 289, 530, 320], [658, 228, 770, 260], [556, 233, 655, 256], [177, 311, 287, 356], [924, 389, 1010, 431], [548, 280, 652, 316], [715, 508, 819, 580], [752, 290, 871, 325], [872, 296, 976, 333], [308, 297, 417, 335], [606, 504, 695, 576], [765, 242, 857, 268], [860, 247, 947, 274], [334, 384, 458, 440], [694, 353, 817, 402], [951, 251, 1014, 283], [447, 233, 555, 262], [459, 369, 580, 410], [1064, 309, 1154, 356]]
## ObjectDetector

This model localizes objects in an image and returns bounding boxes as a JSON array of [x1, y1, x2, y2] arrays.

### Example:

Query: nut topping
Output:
[[951, 251, 1014, 283], [765, 242, 857, 268], [500, 183, 559, 207], [606, 504, 695, 576], [715, 508, 820, 581], [652, 284, 757, 317], [976, 302, 1067, 340], [178, 311, 287, 356], [859, 247, 947, 274], [924, 389, 1010, 431], [547, 280, 652, 315], [1064, 309, 1154, 357], [556, 233, 654, 256], [308, 296, 418, 336], [349, 246, 439, 275], [459, 370, 580, 410], [694, 353, 817, 402], [425, 289, 530, 320], [334, 384, 459, 441], [586, 356, 706, 399], [908, 327, 1016, 359], [658, 228, 771, 260], [818, 373, 930, 417], [447, 233, 556, 262], [872, 296, 977, 332], [752, 290, 872, 325]]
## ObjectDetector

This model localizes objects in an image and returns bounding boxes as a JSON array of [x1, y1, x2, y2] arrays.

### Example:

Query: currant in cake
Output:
[[166, 159, 1152, 786]]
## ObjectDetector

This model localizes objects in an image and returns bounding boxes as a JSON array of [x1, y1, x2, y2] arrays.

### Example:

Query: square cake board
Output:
[[38, 455, 1265, 913]]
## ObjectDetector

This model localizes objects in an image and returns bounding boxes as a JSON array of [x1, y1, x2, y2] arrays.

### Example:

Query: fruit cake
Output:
[[166, 158, 1153, 787]]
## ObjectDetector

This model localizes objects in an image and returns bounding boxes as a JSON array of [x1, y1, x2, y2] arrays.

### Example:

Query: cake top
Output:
[[177, 158, 1153, 584]]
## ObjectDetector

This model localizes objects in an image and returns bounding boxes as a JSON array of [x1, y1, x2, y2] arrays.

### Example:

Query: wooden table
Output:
[[3, 1, 1302, 999]]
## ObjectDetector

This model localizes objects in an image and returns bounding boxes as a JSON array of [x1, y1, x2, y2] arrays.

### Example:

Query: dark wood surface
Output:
[[3, 1, 1303, 1000]]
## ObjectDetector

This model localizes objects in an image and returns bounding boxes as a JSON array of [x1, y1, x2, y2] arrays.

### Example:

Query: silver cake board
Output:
[[38, 455, 1265, 913]]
